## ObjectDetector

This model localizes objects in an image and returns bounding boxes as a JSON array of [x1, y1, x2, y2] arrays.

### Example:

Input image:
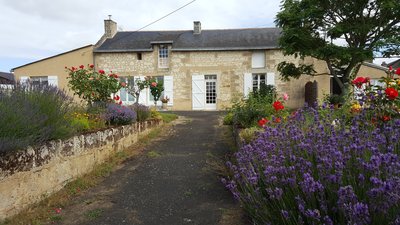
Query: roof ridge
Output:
[[116, 27, 280, 33]]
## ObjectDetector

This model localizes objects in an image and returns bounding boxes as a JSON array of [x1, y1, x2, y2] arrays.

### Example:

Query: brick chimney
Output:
[[193, 21, 201, 35], [104, 15, 117, 38]]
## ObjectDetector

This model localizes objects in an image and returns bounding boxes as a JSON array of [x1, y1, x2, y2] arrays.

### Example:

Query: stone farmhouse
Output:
[[13, 19, 331, 110]]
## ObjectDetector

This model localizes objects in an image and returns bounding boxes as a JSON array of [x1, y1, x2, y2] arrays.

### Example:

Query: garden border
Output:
[[0, 119, 162, 220]]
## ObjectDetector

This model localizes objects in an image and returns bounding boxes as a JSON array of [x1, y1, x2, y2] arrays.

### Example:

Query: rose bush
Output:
[[67, 65, 122, 105]]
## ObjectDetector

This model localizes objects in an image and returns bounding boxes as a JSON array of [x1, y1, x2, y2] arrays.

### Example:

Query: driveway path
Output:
[[59, 112, 243, 225]]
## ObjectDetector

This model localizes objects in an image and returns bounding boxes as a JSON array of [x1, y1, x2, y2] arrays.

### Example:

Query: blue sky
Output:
[[0, 0, 280, 73]]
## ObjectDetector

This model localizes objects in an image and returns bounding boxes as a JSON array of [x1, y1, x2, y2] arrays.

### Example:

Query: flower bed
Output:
[[224, 107, 400, 224]]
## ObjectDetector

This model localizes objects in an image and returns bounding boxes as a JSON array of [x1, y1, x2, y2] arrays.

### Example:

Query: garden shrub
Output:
[[104, 103, 136, 126], [224, 107, 400, 225], [0, 85, 75, 153], [129, 103, 150, 122], [150, 107, 162, 120], [223, 112, 234, 125], [238, 127, 262, 144]]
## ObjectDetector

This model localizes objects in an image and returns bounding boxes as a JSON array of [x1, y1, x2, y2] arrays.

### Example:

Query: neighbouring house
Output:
[[0, 72, 15, 84], [94, 19, 330, 110], [357, 62, 389, 85], [12, 45, 93, 100], [0, 71, 15, 89]]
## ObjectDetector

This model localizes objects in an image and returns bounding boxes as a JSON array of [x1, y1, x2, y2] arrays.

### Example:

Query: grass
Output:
[[85, 209, 103, 220], [160, 112, 178, 123], [0, 117, 176, 225], [147, 150, 161, 158]]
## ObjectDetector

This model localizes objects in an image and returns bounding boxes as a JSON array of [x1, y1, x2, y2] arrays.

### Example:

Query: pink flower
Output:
[[99, 70, 105, 74], [283, 93, 289, 101], [151, 82, 157, 87], [89, 64, 94, 69], [71, 67, 76, 71], [54, 208, 62, 214], [120, 82, 126, 87]]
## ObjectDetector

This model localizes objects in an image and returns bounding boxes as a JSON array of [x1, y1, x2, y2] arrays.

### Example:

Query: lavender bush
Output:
[[224, 107, 400, 224], [0, 85, 75, 153], [104, 103, 136, 125], [129, 103, 150, 122]]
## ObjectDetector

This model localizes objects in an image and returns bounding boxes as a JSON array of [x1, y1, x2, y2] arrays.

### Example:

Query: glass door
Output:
[[205, 75, 217, 110]]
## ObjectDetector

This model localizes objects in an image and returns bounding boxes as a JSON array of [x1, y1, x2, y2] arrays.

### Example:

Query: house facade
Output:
[[12, 19, 331, 110], [93, 19, 330, 110]]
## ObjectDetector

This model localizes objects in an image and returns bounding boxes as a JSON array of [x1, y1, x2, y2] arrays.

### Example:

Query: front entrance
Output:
[[192, 74, 217, 110], [205, 75, 217, 110]]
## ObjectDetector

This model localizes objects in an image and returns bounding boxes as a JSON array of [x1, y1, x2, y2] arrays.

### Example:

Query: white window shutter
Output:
[[137, 76, 148, 105], [164, 76, 173, 106], [48, 76, 58, 87], [20, 76, 29, 85], [192, 74, 205, 110], [267, 72, 275, 86], [243, 73, 253, 98], [252, 52, 265, 68]]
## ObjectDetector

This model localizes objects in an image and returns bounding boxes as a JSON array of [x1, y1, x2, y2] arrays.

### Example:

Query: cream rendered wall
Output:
[[13, 45, 94, 99], [358, 64, 388, 79], [95, 48, 330, 110]]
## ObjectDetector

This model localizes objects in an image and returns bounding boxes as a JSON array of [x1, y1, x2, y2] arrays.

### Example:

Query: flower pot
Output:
[[162, 103, 168, 110]]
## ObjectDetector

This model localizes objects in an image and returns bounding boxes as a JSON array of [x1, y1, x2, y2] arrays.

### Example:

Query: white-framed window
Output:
[[158, 45, 169, 68], [119, 77, 135, 103], [30, 76, 48, 86], [252, 73, 266, 92], [252, 51, 265, 68]]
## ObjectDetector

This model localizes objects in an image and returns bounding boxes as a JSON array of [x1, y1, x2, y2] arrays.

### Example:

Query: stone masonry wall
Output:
[[95, 48, 330, 110], [0, 120, 162, 220]]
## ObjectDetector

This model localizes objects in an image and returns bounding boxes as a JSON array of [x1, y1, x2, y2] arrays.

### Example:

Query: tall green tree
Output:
[[275, 0, 400, 94]]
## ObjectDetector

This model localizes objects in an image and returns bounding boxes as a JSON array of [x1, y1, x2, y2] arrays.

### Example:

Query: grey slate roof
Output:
[[94, 28, 282, 52], [0, 72, 15, 81]]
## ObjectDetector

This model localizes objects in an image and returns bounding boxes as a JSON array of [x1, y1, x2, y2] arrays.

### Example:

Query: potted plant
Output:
[[161, 96, 170, 110]]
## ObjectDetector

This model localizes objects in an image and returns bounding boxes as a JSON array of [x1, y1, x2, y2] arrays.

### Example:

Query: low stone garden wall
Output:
[[0, 119, 162, 220]]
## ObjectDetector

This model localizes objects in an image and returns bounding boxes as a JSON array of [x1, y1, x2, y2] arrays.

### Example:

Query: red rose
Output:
[[114, 74, 118, 78], [389, 66, 393, 71], [79, 65, 84, 69], [114, 95, 120, 101], [382, 115, 391, 121], [352, 77, 369, 88], [71, 67, 76, 71], [385, 87, 398, 100], [151, 82, 157, 87], [89, 64, 94, 68], [273, 101, 284, 111], [258, 118, 268, 127], [396, 68, 400, 76], [99, 70, 105, 74], [119, 100, 122, 105], [274, 117, 281, 123]]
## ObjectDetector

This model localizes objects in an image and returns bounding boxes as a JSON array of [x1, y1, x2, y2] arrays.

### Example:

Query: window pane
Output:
[[120, 88, 127, 101]]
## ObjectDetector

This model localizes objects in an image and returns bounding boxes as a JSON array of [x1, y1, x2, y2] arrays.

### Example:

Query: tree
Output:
[[149, 79, 164, 107], [125, 77, 150, 104], [275, 0, 400, 94]]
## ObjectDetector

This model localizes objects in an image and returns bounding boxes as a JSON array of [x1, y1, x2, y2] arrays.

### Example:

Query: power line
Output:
[[135, 0, 197, 31]]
